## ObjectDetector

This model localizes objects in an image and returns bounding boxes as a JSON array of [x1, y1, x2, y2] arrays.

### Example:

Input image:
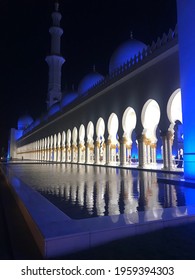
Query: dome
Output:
[[78, 71, 104, 95], [109, 38, 147, 74], [17, 114, 34, 130], [61, 91, 78, 107]]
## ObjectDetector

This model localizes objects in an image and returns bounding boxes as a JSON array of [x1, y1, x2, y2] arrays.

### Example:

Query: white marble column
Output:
[[138, 135, 147, 168], [61, 145, 65, 162], [86, 143, 90, 164], [151, 143, 157, 164], [95, 141, 100, 164], [167, 131, 174, 170], [106, 140, 111, 165], [161, 134, 168, 170], [120, 138, 127, 166]]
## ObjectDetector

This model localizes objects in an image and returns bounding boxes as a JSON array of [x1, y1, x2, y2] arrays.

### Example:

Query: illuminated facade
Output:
[[9, 1, 188, 174], [177, 0, 195, 179]]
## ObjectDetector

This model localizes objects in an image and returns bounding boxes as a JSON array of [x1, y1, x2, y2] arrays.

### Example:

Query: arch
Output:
[[41, 138, 45, 161], [57, 132, 61, 146], [96, 117, 105, 138], [44, 137, 47, 161], [72, 127, 78, 143], [167, 88, 182, 131], [53, 134, 57, 161], [57, 132, 61, 162], [96, 117, 106, 164], [108, 113, 119, 142], [107, 113, 120, 165], [86, 121, 94, 163], [141, 99, 160, 142], [50, 135, 54, 161], [141, 99, 161, 166], [79, 124, 85, 142], [42, 138, 45, 148], [72, 127, 78, 162], [54, 134, 57, 146], [167, 89, 183, 168], [87, 121, 94, 141], [122, 107, 137, 164], [62, 131, 66, 145], [67, 129, 71, 144], [66, 129, 71, 162], [79, 124, 85, 163], [62, 131, 66, 162], [122, 107, 137, 135]]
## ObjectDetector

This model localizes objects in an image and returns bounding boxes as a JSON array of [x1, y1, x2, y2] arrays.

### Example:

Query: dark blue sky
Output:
[[0, 0, 177, 152]]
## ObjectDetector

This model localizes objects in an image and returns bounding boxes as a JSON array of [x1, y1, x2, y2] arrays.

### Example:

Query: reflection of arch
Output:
[[79, 124, 85, 163], [86, 121, 94, 163], [140, 99, 160, 166], [96, 117, 106, 164], [122, 107, 137, 165], [107, 113, 119, 165]]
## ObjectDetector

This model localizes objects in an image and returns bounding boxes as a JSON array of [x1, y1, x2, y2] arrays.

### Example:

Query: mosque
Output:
[[7, 1, 195, 179]]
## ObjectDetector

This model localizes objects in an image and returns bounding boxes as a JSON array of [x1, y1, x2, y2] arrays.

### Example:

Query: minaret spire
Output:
[[45, 1, 65, 109]]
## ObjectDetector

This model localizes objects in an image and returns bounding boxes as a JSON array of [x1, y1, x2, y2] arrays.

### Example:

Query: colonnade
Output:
[[17, 90, 183, 171], [16, 128, 177, 170]]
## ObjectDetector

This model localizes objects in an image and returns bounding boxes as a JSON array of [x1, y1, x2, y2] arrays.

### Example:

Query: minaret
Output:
[[45, 0, 65, 109]]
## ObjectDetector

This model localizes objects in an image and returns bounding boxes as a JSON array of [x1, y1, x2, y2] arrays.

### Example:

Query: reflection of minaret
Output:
[[45, 1, 65, 109]]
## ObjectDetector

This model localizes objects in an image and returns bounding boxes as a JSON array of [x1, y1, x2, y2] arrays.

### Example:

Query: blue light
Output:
[[109, 39, 146, 74], [48, 103, 60, 116], [17, 115, 33, 130], [61, 92, 78, 107], [34, 118, 40, 127], [177, 0, 195, 179], [15, 130, 23, 140], [78, 72, 104, 95]]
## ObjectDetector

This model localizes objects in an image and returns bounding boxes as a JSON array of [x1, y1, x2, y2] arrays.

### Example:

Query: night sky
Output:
[[0, 0, 177, 153]]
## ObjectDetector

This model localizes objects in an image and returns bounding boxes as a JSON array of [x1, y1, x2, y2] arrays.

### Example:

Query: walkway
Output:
[[0, 169, 42, 259]]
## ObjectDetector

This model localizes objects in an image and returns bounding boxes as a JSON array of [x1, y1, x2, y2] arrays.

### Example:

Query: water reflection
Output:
[[7, 164, 189, 220]]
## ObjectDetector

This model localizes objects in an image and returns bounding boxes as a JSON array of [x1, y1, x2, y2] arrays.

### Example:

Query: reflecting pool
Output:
[[7, 163, 194, 220]]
